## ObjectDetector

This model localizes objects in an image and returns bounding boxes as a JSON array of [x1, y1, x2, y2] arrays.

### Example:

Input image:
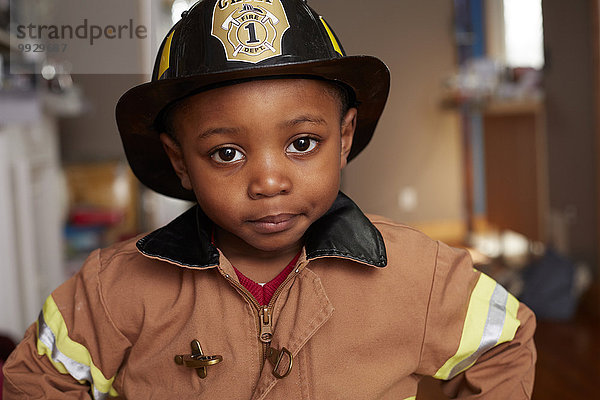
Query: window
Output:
[[503, 0, 544, 68]]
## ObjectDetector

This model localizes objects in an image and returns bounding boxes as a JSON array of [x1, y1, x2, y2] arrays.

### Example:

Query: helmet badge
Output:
[[212, 0, 290, 63]]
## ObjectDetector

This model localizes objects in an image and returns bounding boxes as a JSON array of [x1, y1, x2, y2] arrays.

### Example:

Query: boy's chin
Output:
[[243, 236, 304, 255], [211, 222, 303, 256]]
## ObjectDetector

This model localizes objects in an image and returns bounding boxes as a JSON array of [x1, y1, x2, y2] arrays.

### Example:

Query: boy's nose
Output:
[[247, 159, 292, 199]]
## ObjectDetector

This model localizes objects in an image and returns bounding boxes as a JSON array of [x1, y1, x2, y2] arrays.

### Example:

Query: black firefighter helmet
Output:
[[116, 0, 390, 201]]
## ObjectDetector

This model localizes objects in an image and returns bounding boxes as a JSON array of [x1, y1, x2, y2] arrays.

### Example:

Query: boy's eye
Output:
[[211, 147, 244, 163], [287, 137, 318, 154]]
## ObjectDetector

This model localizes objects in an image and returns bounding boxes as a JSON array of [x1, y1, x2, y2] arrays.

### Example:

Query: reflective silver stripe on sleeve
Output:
[[38, 311, 109, 400], [446, 283, 509, 379], [93, 387, 109, 400]]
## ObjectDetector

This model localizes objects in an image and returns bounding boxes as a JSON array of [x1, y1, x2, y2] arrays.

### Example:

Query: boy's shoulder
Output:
[[366, 213, 443, 252], [364, 212, 471, 273], [97, 234, 145, 265], [367, 213, 433, 238], [78, 233, 180, 294]]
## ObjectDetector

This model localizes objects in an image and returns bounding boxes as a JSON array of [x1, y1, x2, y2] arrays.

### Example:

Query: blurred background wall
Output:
[[59, 75, 143, 163]]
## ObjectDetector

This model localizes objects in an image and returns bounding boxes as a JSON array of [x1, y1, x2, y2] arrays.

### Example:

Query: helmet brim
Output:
[[116, 55, 390, 201]]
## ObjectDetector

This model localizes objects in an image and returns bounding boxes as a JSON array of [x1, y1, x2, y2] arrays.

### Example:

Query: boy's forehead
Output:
[[171, 77, 341, 120]]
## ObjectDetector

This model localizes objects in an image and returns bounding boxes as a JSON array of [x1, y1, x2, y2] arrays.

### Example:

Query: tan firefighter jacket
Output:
[[3, 193, 536, 399]]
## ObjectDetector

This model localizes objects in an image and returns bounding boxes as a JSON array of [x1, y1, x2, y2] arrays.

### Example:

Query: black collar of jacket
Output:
[[136, 192, 387, 269]]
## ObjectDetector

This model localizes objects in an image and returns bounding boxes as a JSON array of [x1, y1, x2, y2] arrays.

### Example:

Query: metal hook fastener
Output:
[[266, 346, 293, 379], [174, 340, 223, 379]]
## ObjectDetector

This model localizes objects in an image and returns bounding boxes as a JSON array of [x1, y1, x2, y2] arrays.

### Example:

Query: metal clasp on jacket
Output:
[[266, 346, 293, 379], [174, 339, 223, 379]]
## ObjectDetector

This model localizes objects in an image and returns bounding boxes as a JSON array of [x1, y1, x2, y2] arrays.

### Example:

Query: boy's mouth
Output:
[[247, 213, 299, 234]]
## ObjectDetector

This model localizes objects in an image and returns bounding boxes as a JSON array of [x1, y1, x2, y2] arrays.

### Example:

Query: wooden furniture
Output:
[[482, 100, 549, 242]]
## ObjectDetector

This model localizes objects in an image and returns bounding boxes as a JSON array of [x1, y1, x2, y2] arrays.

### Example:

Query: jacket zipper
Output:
[[223, 264, 303, 366], [258, 306, 272, 363]]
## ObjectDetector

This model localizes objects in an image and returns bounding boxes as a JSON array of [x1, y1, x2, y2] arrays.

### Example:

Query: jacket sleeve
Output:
[[2, 249, 132, 399], [416, 241, 537, 399]]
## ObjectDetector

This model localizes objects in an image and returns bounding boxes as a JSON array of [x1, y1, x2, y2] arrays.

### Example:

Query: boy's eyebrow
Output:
[[282, 114, 327, 128], [195, 127, 240, 140], [195, 115, 326, 140]]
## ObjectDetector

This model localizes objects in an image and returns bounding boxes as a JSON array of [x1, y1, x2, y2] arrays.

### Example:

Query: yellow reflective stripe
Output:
[[319, 17, 343, 56], [36, 295, 118, 398], [403, 397, 416, 400], [434, 273, 520, 380], [158, 29, 175, 79], [434, 273, 495, 379]]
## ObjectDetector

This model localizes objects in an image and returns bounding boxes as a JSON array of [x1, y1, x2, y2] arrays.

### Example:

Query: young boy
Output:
[[3, 0, 536, 399]]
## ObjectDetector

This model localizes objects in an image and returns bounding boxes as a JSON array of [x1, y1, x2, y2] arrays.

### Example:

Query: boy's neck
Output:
[[214, 227, 302, 283]]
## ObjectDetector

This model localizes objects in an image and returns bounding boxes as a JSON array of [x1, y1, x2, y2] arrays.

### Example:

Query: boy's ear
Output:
[[340, 107, 357, 169], [159, 133, 193, 190]]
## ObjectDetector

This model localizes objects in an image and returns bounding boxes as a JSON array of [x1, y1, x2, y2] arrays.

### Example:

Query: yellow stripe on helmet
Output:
[[36, 295, 119, 399], [158, 29, 176, 79], [433, 273, 521, 380], [319, 17, 343, 56]]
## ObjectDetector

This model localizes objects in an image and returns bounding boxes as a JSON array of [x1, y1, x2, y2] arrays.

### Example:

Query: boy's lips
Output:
[[247, 213, 300, 234]]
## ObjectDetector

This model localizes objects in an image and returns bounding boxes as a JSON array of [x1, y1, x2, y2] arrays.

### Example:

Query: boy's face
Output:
[[160, 79, 356, 257]]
